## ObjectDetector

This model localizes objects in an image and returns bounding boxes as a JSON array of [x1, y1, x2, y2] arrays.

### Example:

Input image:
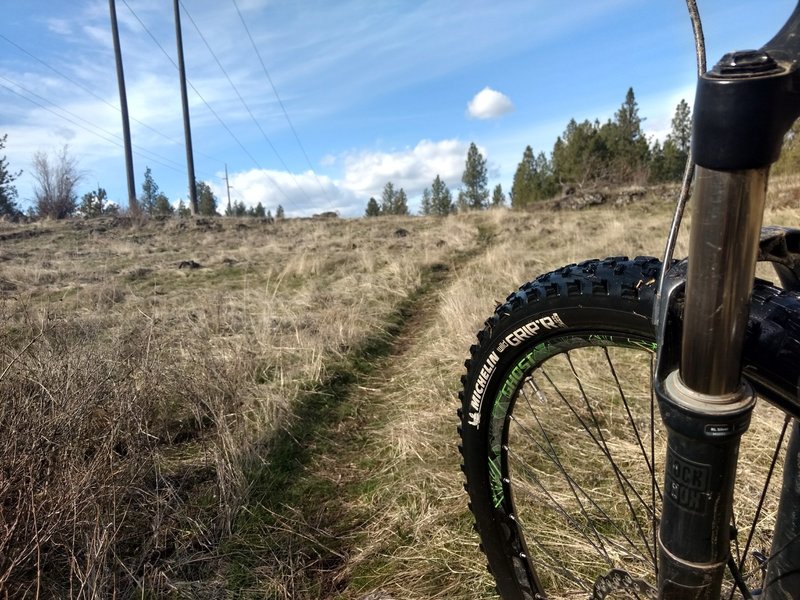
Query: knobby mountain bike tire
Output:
[[458, 256, 800, 600]]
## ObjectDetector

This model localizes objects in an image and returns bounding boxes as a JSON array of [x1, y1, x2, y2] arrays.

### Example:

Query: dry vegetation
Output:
[[0, 180, 799, 598]]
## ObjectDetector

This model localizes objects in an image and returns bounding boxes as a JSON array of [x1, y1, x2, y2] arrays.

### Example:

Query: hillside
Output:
[[1, 185, 798, 598]]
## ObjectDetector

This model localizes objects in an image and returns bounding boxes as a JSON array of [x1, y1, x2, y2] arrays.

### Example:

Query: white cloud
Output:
[[467, 87, 514, 120], [340, 139, 468, 199], [216, 168, 357, 218], [218, 139, 475, 217]]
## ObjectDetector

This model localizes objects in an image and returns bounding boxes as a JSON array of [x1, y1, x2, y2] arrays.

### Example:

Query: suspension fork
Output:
[[655, 4, 800, 598], [656, 167, 765, 599]]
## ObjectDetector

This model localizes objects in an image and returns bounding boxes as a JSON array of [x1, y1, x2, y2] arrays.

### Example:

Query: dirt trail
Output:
[[226, 232, 496, 599]]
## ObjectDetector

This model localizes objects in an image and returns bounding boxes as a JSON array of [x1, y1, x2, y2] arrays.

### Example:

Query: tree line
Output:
[[0, 139, 284, 221], [366, 87, 698, 216]]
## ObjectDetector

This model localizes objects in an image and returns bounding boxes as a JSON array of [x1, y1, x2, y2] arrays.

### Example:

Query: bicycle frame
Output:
[[655, 3, 800, 598]]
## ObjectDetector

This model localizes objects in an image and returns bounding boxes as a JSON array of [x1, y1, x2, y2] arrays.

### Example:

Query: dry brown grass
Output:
[[0, 214, 478, 597], [0, 182, 798, 598]]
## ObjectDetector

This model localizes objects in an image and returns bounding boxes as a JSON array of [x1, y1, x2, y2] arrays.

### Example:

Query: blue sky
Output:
[[1, 1, 796, 217]]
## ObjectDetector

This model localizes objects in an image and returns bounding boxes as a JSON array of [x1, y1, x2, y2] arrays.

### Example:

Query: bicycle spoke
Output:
[[564, 351, 656, 564], [517, 382, 652, 562], [729, 414, 791, 597], [538, 365, 658, 524], [515, 385, 613, 562]]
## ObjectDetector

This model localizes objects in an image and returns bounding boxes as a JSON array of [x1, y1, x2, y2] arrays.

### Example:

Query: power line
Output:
[[0, 76, 187, 172], [119, 0, 296, 207], [0, 33, 226, 167], [0, 76, 192, 173], [180, 0, 313, 205], [231, 0, 330, 202]]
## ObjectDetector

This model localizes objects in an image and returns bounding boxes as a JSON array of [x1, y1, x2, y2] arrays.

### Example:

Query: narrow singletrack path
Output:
[[225, 223, 498, 599]]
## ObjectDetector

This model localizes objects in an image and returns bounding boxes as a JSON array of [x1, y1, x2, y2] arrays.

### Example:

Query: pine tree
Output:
[[650, 99, 691, 183], [196, 181, 218, 216], [381, 182, 396, 214], [513, 146, 557, 207], [512, 145, 536, 207], [394, 188, 409, 215], [430, 175, 453, 216], [420, 188, 432, 215], [601, 88, 650, 183], [153, 193, 173, 216], [79, 187, 107, 217], [552, 119, 609, 187], [461, 142, 488, 210], [670, 98, 691, 155], [491, 183, 505, 207], [0, 134, 21, 218], [276, 204, 285, 219], [177, 200, 191, 217], [253, 202, 266, 218], [365, 197, 381, 217], [139, 167, 159, 215]]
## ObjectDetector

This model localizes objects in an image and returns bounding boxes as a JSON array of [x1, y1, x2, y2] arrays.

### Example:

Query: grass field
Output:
[[1, 183, 798, 598]]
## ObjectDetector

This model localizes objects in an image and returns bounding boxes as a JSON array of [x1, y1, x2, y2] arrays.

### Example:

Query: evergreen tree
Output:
[[456, 190, 469, 213], [381, 182, 396, 214], [650, 99, 691, 183], [231, 199, 247, 216], [670, 98, 692, 155], [420, 188, 432, 215], [0, 134, 21, 218], [79, 187, 107, 218], [552, 119, 609, 187], [430, 175, 453, 216], [139, 167, 159, 215], [461, 142, 489, 209], [601, 88, 650, 183], [196, 181, 218, 216], [491, 183, 505, 207], [152, 193, 173, 216], [253, 202, 266, 218], [512, 145, 536, 207], [394, 188, 409, 215], [365, 197, 381, 217], [276, 204, 285, 219], [514, 146, 557, 206]]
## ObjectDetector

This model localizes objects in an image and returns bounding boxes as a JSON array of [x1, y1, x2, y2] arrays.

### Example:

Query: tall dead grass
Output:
[[0, 213, 479, 597]]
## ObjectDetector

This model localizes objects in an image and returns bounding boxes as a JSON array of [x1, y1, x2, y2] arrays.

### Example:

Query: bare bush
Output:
[[31, 146, 82, 219]]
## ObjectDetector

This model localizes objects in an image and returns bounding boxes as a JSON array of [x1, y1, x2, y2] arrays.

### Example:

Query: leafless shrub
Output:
[[31, 146, 83, 219]]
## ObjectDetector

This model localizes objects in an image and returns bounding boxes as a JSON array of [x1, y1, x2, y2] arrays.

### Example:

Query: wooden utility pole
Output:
[[224, 164, 232, 214], [109, 0, 137, 213], [173, 0, 198, 215]]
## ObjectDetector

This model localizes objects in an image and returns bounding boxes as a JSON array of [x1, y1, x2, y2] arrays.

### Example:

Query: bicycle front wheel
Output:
[[458, 256, 800, 599]]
